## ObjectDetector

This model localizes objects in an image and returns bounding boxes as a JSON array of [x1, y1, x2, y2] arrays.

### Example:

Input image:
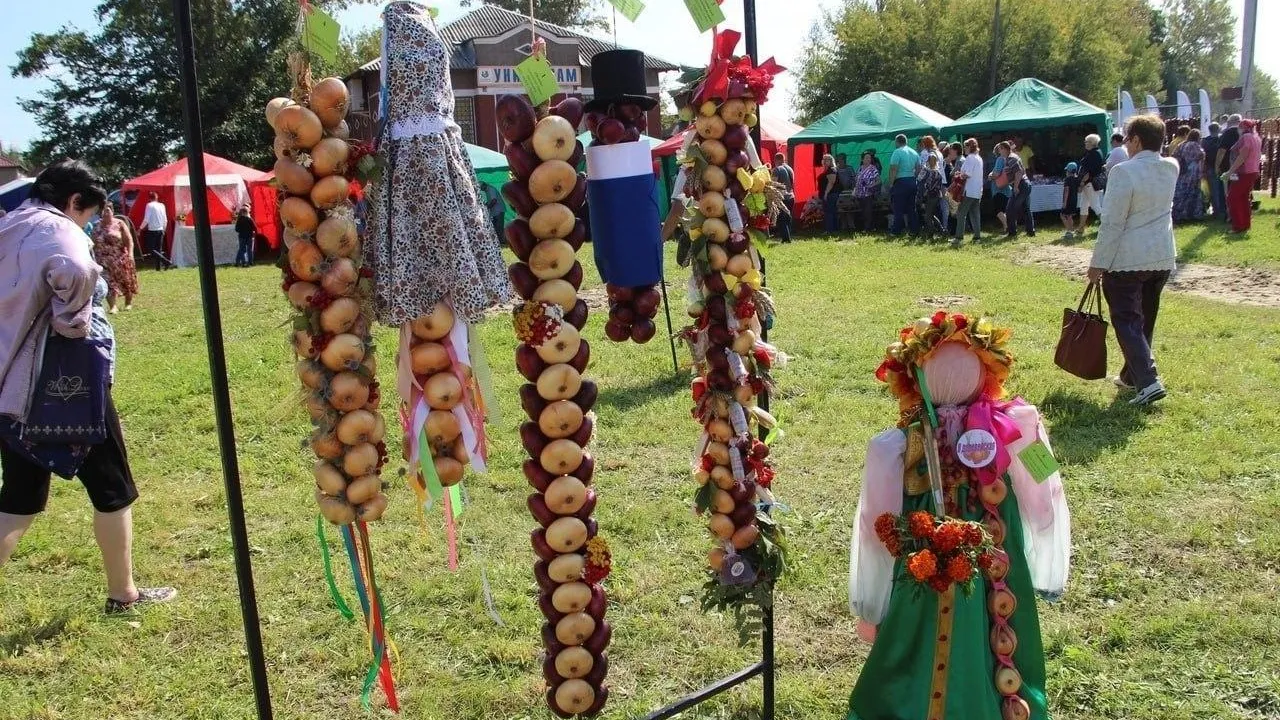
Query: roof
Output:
[[352, 5, 679, 76], [653, 113, 803, 157], [122, 153, 269, 189], [943, 78, 1110, 136], [0, 153, 25, 170], [790, 91, 953, 145]]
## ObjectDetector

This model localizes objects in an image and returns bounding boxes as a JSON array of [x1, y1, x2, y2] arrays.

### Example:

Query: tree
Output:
[[336, 26, 382, 77], [1158, 0, 1235, 102], [12, 0, 374, 184], [794, 0, 1161, 126], [459, 0, 607, 31]]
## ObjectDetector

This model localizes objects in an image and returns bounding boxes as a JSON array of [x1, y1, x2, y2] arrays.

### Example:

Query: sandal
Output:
[[105, 586, 178, 614]]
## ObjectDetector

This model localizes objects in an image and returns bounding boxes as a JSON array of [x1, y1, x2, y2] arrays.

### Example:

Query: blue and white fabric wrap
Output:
[[585, 140, 662, 287]]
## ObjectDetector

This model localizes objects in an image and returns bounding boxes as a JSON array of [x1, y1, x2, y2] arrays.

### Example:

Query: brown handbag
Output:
[[1055, 281, 1109, 380]]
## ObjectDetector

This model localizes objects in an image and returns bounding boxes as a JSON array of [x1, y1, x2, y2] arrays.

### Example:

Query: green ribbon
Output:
[[914, 366, 939, 429], [418, 426, 444, 507], [449, 484, 464, 518], [315, 514, 355, 622], [467, 324, 501, 427]]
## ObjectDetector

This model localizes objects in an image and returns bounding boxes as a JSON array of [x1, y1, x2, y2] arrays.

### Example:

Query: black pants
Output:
[[773, 198, 793, 242], [1006, 180, 1034, 236], [144, 230, 168, 270], [1101, 270, 1170, 390], [858, 196, 875, 232], [0, 396, 138, 516]]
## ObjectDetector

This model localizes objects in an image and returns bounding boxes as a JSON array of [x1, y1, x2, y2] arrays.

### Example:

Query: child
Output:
[[1061, 161, 1081, 240]]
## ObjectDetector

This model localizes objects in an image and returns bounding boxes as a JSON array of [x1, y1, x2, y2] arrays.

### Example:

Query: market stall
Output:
[[945, 78, 1112, 214]]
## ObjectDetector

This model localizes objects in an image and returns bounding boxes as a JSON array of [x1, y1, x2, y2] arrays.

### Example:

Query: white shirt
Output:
[[142, 201, 167, 233], [1105, 146, 1128, 172], [1091, 150, 1178, 272], [961, 154, 985, 199]]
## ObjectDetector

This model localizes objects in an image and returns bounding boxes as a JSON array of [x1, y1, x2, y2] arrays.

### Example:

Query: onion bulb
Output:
[[314, 461, 347, 496], [357, 493, 388, 521], [274, 157, 314, 196], [311, 429, 343, 460], [336, 409, 378, 445], [310, 174, 350, 210], [288, 240, 324, 282], [320, 333, 365, 372], [328, 371, 370, 412], [434, 456, 464, 486], [317, 493, 357, 525], [286, 280, 320, 311], [345, 474, 381, 505], [410, 303, 454, 340], [309, 137, 350, 178], [425, 409, 461, 444], [410, 342, 451, 376], [326, 120, 350, 140], [296, 359, 327, 390], [425, 372, 463, 410], [316, 216, 358, 258], [320, 297, 361, 334], [275, 105, 324, 151], [265, 97, 296, 130], [321, 257, 358, 297], [310, 77, 350, 129], [280, 196, 319, 233], [343, 442, 380, 478]]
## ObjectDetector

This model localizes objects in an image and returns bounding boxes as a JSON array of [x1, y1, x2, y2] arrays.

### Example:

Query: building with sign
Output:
[[344, 5, 680, 151]]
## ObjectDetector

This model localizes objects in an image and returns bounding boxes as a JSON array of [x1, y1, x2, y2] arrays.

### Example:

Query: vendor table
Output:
[[172, 224, 239, 267], [1028, 182, 1064, 214]]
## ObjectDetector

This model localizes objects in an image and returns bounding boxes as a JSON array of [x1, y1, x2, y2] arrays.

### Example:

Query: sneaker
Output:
[[1061, 231, 1075, 240], [105, 586, 178, 614], [1129, 381, 1167, 406], [1112, 376, 1135, 391]]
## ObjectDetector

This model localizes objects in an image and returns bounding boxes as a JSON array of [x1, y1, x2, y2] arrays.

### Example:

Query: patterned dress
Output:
[[1172, 140, 1206, 222], [364, 1, 512, 325], [92, 216, 139, 298]]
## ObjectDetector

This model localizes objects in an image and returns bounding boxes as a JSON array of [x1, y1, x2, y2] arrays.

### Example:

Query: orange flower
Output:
[[932, 522, 966, 554], [883, 535, 902, 557], [874, 513, 897, 542], [977, 552, 994, 570], [906, 549, 938, 581], [928, 575, 952, 593], [908, 511, 935, 539], [945, 555, 973, 582], [963, 524, 985, 547]]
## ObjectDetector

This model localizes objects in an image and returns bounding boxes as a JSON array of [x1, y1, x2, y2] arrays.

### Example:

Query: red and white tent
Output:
[[121, 153, 280, 252]]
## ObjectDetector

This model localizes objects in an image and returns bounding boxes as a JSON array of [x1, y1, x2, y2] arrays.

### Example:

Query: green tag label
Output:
[[608, 0, 646, 22], [1018, 441, 1060, 484], [684, 0, 726, 33], [515, 55, 559, 107], [302, 6, 340, 64]]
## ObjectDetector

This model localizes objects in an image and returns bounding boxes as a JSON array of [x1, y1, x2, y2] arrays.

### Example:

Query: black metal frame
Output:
[[171, 1, 767, 718], [644, 4, 776, 717]]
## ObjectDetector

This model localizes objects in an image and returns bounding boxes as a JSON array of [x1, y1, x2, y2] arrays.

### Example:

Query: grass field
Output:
[[2, 235, 1278, 720]]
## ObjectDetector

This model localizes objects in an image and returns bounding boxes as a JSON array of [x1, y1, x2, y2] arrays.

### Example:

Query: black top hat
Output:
[[584, 49, 657, 112]]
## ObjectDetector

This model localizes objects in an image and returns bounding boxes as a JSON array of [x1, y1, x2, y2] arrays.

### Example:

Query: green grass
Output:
[[1012, 195, 1280, 270], [2, 238, 1279, 720]]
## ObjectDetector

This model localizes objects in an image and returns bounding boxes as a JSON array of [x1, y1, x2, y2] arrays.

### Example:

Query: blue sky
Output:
[[2, 0, 1277, 151]]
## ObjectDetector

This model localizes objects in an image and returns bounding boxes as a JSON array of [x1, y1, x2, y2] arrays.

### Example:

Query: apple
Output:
[[634, 287, 661, 317], [529, 160, 579, 204], [532, 115, 578, 162], [719, 98, 747, 125], [744, 112, 759, 128], [563, 219, 587, 250], [508, 262, 540, 299], [699, 100, 718, 117], [530, 203, 577, 239], [722, 123, 748, 152], [696, 114, 726, 140], [707, 244, 729, 271], [533, 278, 578, 312], [504, 219, 537, 261], [505, 141, 540, 182], [529, 239, 576, 280], [702, 217, 730, 243], [564, 300, 589, 332], [551, 97, 584, 129], [701, 139, 728, 165], [496, 94, 536, 143], [596, 118, 625, 144], [516, 343, 547, 382], [537, 324, 582, 364], [536, 363, 582, 401], [630, 318, 656, 344], [726, 234, 750, 256], [726, 253, 753, 277], [604, 318, 630, 342], [503, 180, 537, 217], [702, 165, 728, 193]]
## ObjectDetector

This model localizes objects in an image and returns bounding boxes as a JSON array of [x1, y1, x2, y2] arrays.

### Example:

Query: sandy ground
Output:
[[1019, 244, 1280, 309]]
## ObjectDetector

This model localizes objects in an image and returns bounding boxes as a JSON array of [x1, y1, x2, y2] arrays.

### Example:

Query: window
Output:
[[455, 97, 477, 144]]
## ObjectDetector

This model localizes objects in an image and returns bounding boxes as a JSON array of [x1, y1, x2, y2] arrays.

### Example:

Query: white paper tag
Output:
[[729, 402, 749, 436], [724, 191, 744, 232]]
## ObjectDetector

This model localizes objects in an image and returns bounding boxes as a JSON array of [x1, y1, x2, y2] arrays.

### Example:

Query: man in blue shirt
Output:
[[887, 134, 921, 235]]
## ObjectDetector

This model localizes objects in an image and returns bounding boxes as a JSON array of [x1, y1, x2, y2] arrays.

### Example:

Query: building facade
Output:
[[344, 6, 678, 150]]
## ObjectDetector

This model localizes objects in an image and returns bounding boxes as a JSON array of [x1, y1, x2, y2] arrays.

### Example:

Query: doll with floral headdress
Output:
[[848, 312, 1071, 720]]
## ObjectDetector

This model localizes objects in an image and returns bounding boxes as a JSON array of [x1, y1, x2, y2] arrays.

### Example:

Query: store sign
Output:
[[477, 65, 581, 88]]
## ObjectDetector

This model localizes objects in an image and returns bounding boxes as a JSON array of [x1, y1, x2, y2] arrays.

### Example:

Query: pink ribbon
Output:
[[964, 397, 1026, 486]]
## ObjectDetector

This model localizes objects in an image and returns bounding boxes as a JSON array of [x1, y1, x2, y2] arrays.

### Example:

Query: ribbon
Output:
[[467, 324, 501, 428], [355, 522, 399, 712], [964, 398, 1027, 486], [443, 489, 460, 571], [316, 515, 355, 622], [694, 29, 742, 105]]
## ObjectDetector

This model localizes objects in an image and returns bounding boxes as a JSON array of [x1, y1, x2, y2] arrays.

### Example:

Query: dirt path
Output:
[[1019, 244, 1280, 309]]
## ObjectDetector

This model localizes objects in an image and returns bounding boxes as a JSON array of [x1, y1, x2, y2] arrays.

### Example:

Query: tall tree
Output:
[[794, 0, 1161, 126], [13, 0, 373, 183], [1158, 0, 1235, 102], [459, 0, 607, 31]]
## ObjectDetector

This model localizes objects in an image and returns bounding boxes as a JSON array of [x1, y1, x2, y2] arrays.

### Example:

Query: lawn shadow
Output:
[[596, 372, 688, 413], [0, 611, 73, 657], [1176, 222, 1219, 263], [1039, 390, 1151, 466]]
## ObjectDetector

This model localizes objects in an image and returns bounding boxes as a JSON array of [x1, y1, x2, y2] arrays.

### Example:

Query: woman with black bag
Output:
[[0, 160, 175, 612]]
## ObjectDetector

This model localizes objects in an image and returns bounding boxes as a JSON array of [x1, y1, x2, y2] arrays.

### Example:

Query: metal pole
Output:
[[743, 0, 762, 153], [659, 269, 679, 375], [762, 604, 775, 719], [1240, 0, 1258, 115], [170, 1, 273, 717]]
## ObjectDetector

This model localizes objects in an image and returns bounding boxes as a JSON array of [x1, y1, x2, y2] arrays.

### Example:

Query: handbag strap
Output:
[[1075, 281, 1107, 316]]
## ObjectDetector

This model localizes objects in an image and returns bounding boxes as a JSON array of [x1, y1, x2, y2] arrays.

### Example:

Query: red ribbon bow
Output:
[[694, 29, 742, 105]]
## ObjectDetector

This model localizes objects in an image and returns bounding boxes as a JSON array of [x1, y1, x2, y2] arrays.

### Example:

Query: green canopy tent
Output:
[[943, 78, 1112, 139], [465, 142, 518, 223], [789, 92, 953, 198]]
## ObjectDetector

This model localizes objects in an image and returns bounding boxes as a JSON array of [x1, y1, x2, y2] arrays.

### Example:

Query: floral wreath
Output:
[[874, 311, 1013, 420]]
